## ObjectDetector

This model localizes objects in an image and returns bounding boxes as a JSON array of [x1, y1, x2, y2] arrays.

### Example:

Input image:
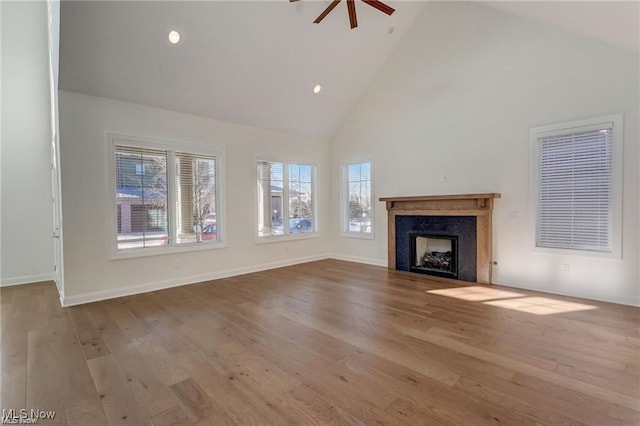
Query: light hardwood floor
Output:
[[1, 259, 639, 425]]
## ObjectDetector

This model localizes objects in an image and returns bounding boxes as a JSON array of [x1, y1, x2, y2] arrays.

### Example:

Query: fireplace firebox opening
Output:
[[410, 234, 458, 279]]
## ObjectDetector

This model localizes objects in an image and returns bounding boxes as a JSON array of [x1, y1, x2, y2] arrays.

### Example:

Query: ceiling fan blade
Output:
[[314, 0, 341, 24], [289, 0, 300, 2], [361, 0, 395, 15], [347, 0, 357, 28]]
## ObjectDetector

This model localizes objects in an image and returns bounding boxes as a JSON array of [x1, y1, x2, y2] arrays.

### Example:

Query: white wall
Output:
[[1, 1, 55, 286], [330, 2, 639, 306], [59, 91, 331, 305]]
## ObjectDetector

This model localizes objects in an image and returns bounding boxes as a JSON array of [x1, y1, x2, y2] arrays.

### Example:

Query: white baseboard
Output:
[[492, 279, 640, 308], [47, 253, 640, 308], [61, 253, 332, 307], [1, 272, 56, 287], [330, 253, 388, 267]]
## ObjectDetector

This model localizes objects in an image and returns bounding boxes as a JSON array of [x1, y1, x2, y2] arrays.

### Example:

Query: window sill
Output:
[[531, 245, 620, 260], [111, 240, 227, 260], [341, 231, 374, 240], [255, 232, 320, 244]]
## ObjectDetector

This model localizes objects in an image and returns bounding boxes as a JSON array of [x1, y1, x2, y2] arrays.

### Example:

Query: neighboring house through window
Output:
[[112, 135, 224, 255], [530, 115, 622, 256], [257, 160, 315, 237]]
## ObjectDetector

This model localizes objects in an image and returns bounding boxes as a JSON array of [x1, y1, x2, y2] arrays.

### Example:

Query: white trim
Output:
[[61, 253, 331, 307], [57, 253, 639, 308], [491, 279, 640, 308], [255, 232, 320, 244], [110, 240, 228, 260], [535, 121, 614, 139], [255, 157, 318, 239], [108, 132, 224, 156], [1, 273, 56, 287], [528, 114, 623, 259], [255, 153, 320, 169], [107, 132, 227, 259], [330, 253, 388, 267], [47, 0, 64, 298], [340, 158, 375, 239], [340, 231, 375, 240]]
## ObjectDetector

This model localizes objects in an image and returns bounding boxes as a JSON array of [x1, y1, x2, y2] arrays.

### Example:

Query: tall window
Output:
[[113, 137, 222, 252], [115, 146, 168, 249], [174, 152, 218, 245], [257, 160, 315, 237], [531, 115, 622, 254], [343, 161, 373, 236]]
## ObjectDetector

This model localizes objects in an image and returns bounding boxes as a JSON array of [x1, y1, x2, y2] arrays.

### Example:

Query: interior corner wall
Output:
[[330, 2, 640, 306], [58, 91, 331, 304], [1, 1, 55, 286]]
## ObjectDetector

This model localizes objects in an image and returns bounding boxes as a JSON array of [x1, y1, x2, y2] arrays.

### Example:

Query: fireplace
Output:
[[380, 193, 500, 284], [397, 216, 476, 281], [410, 234, 458, 279]]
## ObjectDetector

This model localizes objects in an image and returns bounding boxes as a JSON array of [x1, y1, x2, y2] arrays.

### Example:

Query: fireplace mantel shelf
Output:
[[380, 193, 500, 212], [380, 193, 500, 284], [379, 193, 500, 202]]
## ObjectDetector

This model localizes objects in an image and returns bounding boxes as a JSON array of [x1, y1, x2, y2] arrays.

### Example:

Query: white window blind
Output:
[[175, 153, 217, 244], [257, 160, 315, 237], [113, 137, 223, 253], [536, 125, 613, 252], [344, 161, 372, 234], [115, 145, 168, 249]]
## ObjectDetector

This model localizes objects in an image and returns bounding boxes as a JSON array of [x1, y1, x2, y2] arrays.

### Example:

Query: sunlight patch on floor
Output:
[[426, 287, 599, 315], [484, 297, 598, 315], [427, 286, 525, 301]]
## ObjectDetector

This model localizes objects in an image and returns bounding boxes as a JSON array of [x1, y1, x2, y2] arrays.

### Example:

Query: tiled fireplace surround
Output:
[[380, 194, 500, 284]]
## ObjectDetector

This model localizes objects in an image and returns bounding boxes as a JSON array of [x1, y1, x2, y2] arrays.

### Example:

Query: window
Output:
[[530, 115, 622, 255], [174, 152, 218, 245], [257, 160, 315, 237], [115, 146, 168, 249], [134, 163, 146, 175], [343, 161, 373, 236], [112, 135, 223, 254]]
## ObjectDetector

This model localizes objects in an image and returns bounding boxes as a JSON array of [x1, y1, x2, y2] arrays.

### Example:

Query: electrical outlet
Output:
[[560, 263, 570, 274], [439, 174, 448, 183]]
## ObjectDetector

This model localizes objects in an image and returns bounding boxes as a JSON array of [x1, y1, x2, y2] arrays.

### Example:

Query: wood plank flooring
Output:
[[1, 259, 639, 425]]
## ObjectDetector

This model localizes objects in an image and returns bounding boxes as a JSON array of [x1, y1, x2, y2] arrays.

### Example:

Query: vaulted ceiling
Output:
[[59, 1, 639, 140], [59, 1, 425, 139]]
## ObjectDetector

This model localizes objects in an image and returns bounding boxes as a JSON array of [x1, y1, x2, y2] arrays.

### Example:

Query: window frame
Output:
[[341, 159, 374, 239], [108, 133, 226, 259], [255, 156, 319, 243], [528, 114, 623, 259]]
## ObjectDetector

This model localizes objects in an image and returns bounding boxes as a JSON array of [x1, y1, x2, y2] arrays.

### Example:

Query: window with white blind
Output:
[[111, 135, 224, 256], [530, 115, 622, 256], [174, 152, 218, 245], [343, 161, 373, 237], [115, 146, 168, 250], [257, 160, 316, 238]]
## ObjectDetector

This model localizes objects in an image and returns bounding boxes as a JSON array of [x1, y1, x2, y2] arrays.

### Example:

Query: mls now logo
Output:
[[1, 409, 56, 424]]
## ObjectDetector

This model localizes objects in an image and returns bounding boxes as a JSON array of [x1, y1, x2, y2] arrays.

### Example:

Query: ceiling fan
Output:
[[290, 0, 395, 29]]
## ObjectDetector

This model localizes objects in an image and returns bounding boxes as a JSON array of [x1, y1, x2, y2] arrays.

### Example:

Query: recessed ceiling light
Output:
[[168, 30, 181, 45], [313, 85, 322, 94]]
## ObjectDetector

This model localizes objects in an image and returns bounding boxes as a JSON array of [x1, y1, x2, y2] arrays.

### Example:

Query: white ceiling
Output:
[[59, 1, 426, 140], [484, 1, 639, 53], [59, 1, 639, 140]]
